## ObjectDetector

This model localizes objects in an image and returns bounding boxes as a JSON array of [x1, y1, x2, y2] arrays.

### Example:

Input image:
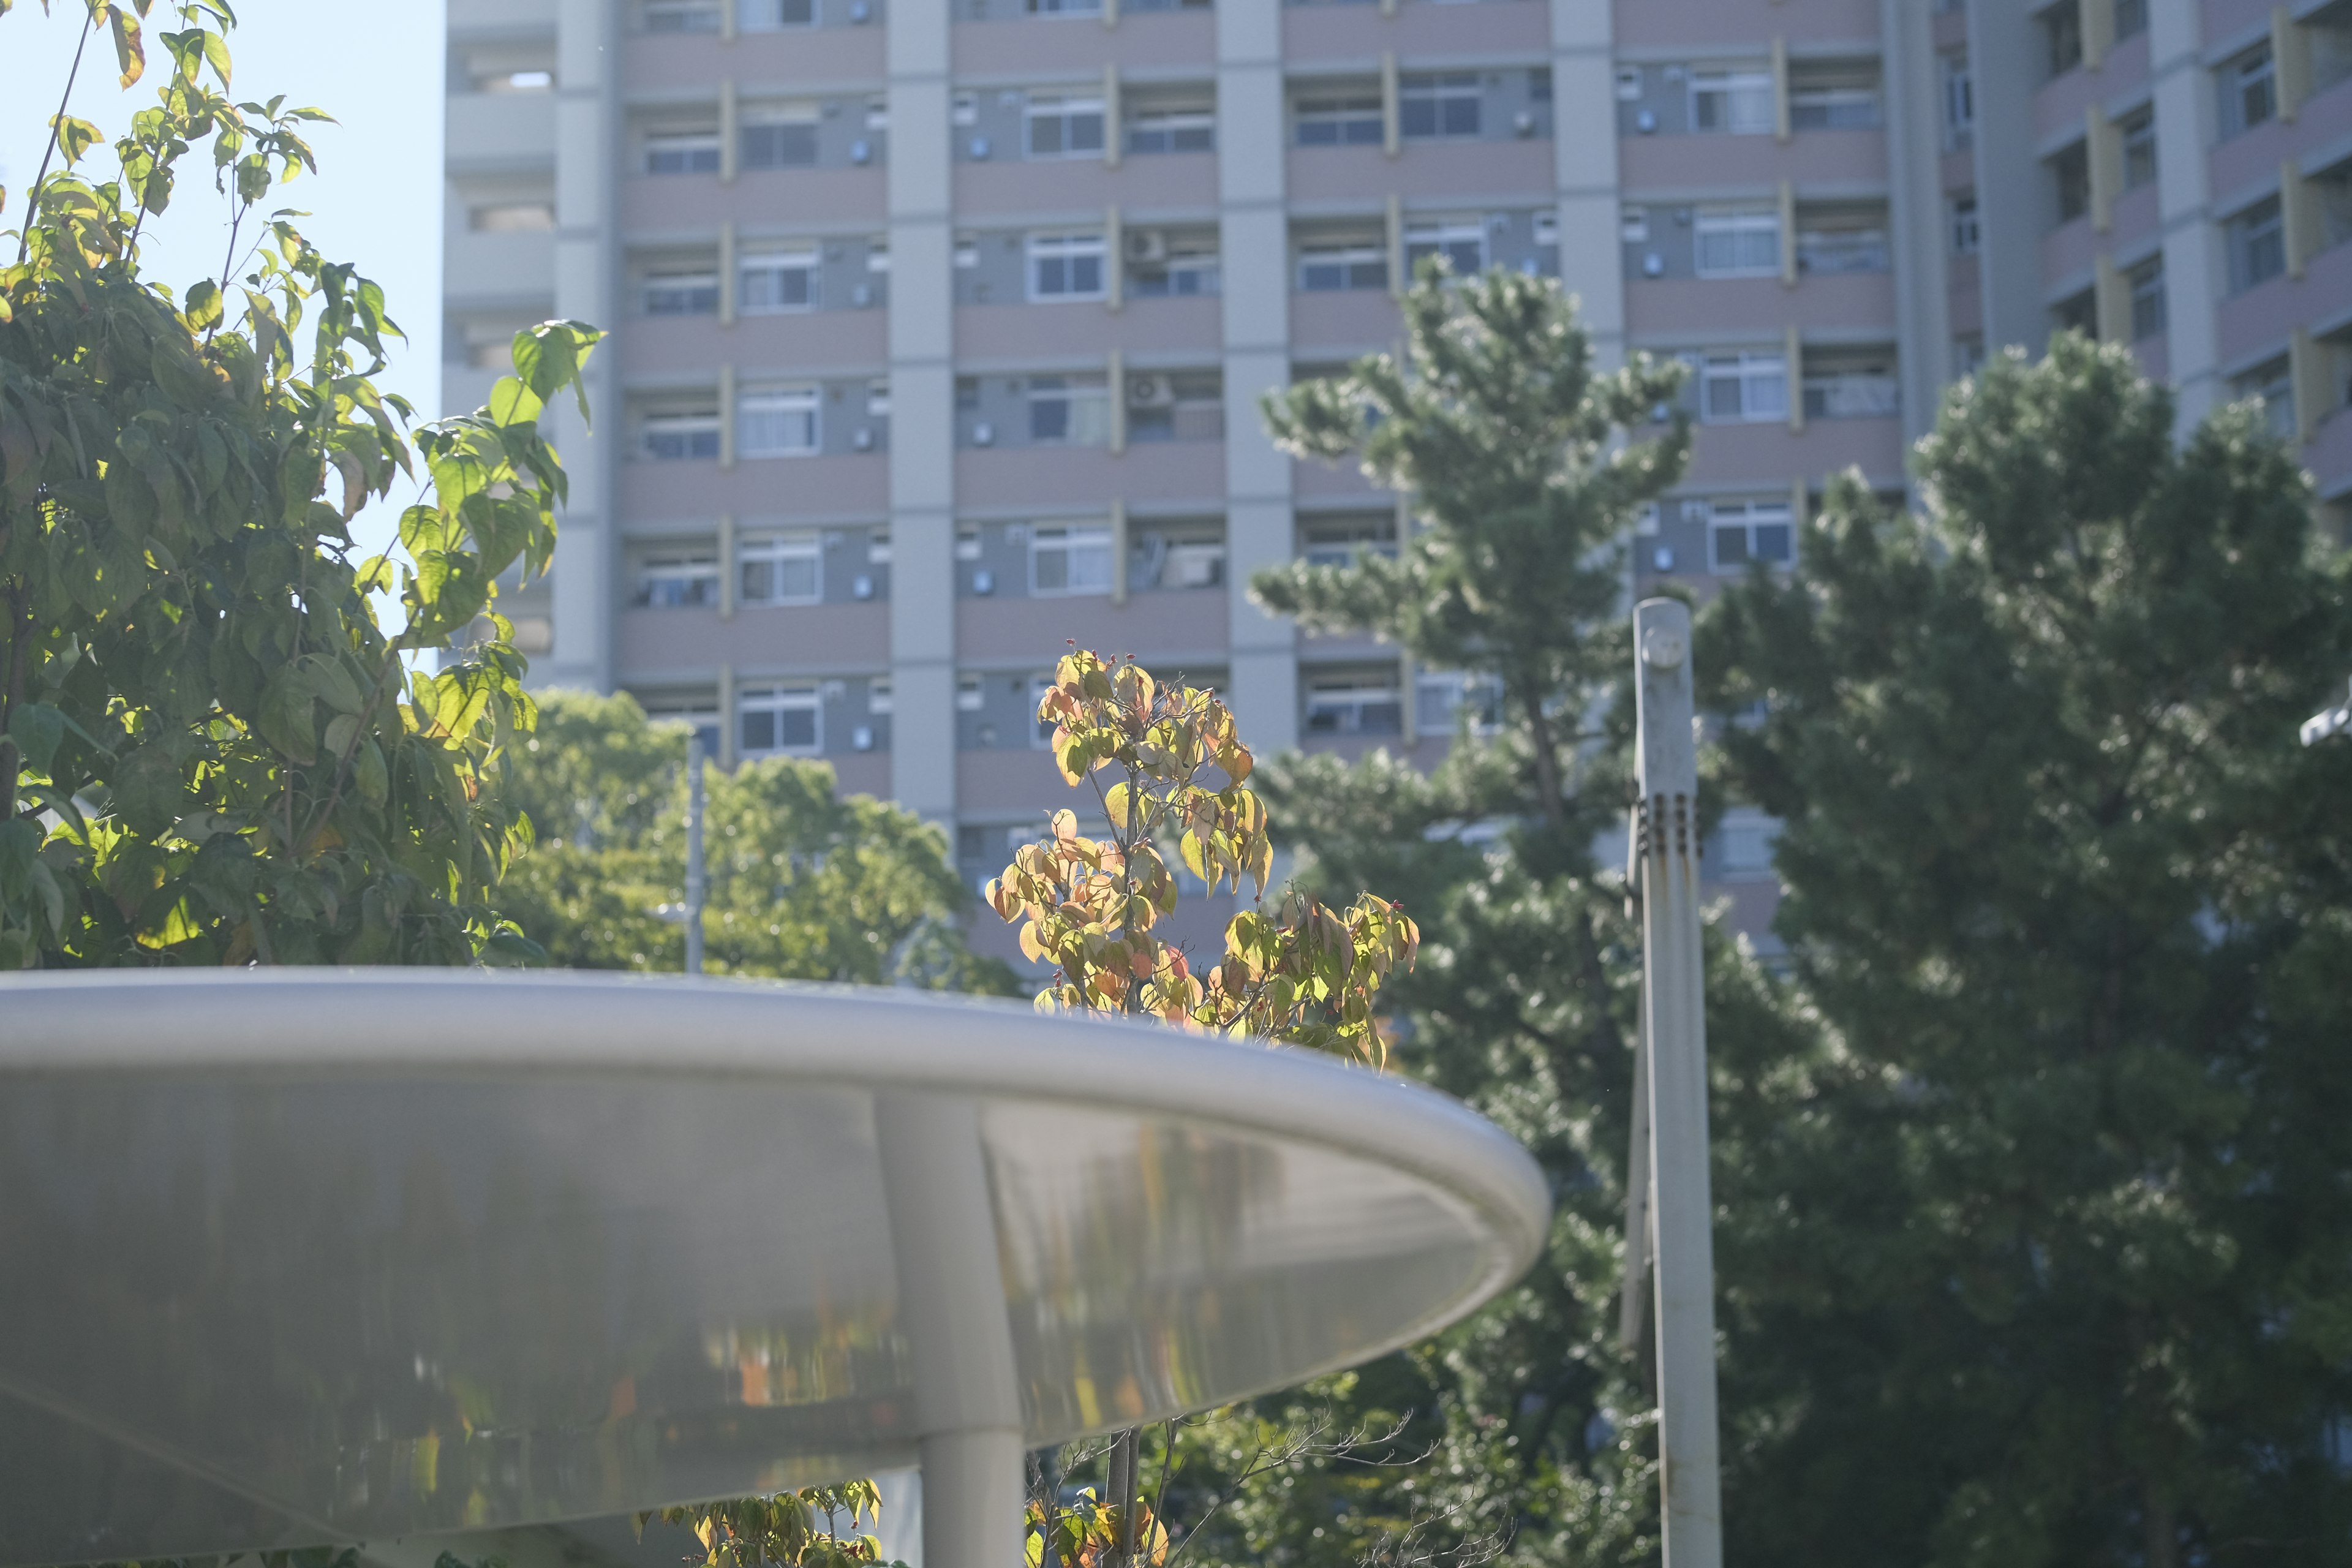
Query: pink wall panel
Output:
[[958, 588, 1230, 663], [955, 296, 1223, 362], [627, 311, 890, 377], [1617, 129, 1888, 192], [1615, 0, 1880, 50], [2218, 238, 2352, 366], [619, 454, 891, 519], [2040, 212, 2100, 290], [957, 746, 1079, 814], [952, 10, 1216, 75], [2210, 77, 2352, 205], [1286, 139, 1558, 206], [2204, 0, 2278, 48], [614, 602, 891, 680], [1292, 456, 1386, 499], [1289, 290, 1404, 355], [2109, 182, 2161, 255], [622, 170, 886, 234], [1948, 252, 1982, 341], [955, 442, 1231, 510], [1624, 272, 1899, 339], [625, 28, 885, 91], [1684, 415, 1907, 485], [2130, 333, 2169, 382], [954, 156, 1219, 221], [824, 752, 894, 801], [1281, 1, 1550, 62]]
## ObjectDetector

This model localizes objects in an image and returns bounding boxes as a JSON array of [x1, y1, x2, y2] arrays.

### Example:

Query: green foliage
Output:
[[496, 688, 1019, 990], [985, 647, 1419, 1061], [0, 1, 600, 967], [639, 1481, 905, 1568], [1697, 335, 2352, 1564], [1257, 262, 1689, 821]]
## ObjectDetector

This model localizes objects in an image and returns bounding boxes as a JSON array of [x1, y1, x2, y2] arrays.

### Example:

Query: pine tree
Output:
[[1700, 334, 2352, 1566]]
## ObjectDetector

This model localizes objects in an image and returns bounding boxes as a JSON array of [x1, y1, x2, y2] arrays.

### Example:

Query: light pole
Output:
[[1631, 597, 1724, 1568], [2304, 677, 2351, 747], [684, 733, 706, 975]]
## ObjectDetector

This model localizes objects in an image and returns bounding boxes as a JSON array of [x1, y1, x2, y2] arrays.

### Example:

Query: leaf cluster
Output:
[[1026, 1487, 1170, 1568], [638, 1482, 905, 1568], [0, 1, 601, 967], [984, 648, 1417, 1064]]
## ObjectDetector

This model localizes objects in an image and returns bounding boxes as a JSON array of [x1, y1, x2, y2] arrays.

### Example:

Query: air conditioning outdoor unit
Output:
[[1128, 374, 1175, 408], [1125, 228, 1169, 263]]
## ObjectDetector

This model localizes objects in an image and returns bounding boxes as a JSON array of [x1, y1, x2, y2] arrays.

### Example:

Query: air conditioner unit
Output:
[[1125, 228, 1169, 263], [1127, 374, 1175, 408]]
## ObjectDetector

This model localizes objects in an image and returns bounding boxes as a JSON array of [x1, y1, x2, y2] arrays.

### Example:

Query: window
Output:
[[1400, 72, 1481, 138], [1129, 234, 1220, 297], [2128, 255, 2166, 340], [476, 67, 554, 93], [2221, 46, 2276, 137], [2232, 357, 2295, 440], [644, 270, 719, 315], [2114, 0, 2147, 39], [2227, 196, 2286, 293], [1796, 215, 1890, 274], [1942, 54, 1974, 149], [645, 130, 720, 175], [636, 551, 720, 607], [742, 110, 820, 170], [744, 0, 817, 26], [2323, 164, 2352, 251], [1414, 670, 1503, 737], [471, 201, 556, 232], [1127, 108, 1214, 155], [1305, 675, 1403, 736], [1616, 66, 1644, 101], [642, 410, 720, 460], [1694, 208, 1781, 278], [1030, 524, 1115, 595], [738, 385, 821, 457], [1295, 94, 1384, 147], [739, 685, 821, 758], [1709, 500, 1795, 571], [1951, 195, 1980, 255], [1298, 241, 1388, 292], [1699, 352, 1788, 424], [1789, 80, 1880, 130], [1028, 0, 1102, 12], [2120, 108, 2157, 190], [1802, 357, 1899, 419], [1027, 374, 1110, 445], [740, 533, 821, 605], [644, 0, 721, 31], [1405, 219, 1487, 277], [1301, 519, 1396, 568], [1027, 96, 1106, 158], [1126, 371, 1223, 443], [2051, 141, 2090, 225], [1028, 232, 1107, 301], [1130, 529, 1225, 590], [1711, 809, 1782, 876], [644, 699, 723, 760], [1691, 70, 1774, 135], [2043, 1, 2082, 74], [739, 249, 819, 312]]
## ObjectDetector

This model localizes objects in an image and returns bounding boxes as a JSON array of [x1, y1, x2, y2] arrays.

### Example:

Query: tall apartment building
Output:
[[441, 0, 2352, 952]]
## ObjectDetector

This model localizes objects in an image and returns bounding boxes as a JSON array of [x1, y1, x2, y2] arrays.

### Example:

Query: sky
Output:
[[1, 0, 448, 560]]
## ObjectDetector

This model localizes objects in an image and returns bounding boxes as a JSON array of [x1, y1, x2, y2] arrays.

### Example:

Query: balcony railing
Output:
[[1801, 375, 1900, 420]]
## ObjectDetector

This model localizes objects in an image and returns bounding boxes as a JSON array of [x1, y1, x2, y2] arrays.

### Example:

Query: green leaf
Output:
[[486, 375, 544, 428], [7, 703, 67, 777]]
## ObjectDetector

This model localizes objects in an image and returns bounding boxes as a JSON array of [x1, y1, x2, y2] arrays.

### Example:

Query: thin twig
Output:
[[15, 8, 96, 265]]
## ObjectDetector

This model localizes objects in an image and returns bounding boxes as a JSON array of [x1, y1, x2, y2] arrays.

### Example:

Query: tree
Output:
[[1698, 334, 2352, 1566], [981, 648, 1423, 1567], [494, 688, 1017, 990], [1, 0, 600, 967], [1211, 266, 1699, 1567]]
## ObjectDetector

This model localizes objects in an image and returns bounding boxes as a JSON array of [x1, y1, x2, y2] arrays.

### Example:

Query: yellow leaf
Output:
[[1051, 808, 1077, 840]]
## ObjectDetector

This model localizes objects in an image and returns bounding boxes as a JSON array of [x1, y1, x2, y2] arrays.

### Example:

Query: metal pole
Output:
[[1618, 987, 1653, 1354], [684, 734, 706, 976], [1632, 598, 1723, 1568]]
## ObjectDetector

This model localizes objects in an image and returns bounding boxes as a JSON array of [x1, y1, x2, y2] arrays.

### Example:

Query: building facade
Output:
[[441, 0, 2352, 939]]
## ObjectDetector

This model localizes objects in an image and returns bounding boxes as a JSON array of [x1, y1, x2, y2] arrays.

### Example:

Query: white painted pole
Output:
[[684, 736, 706, 976], [878, 1093, 1028, 1568], [1633, 598, 1722, 1568], [1618, 990, 1652, 1354]]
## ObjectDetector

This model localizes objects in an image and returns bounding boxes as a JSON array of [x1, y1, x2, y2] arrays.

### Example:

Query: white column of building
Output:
[[888, 0, 959, 822], [548, 0, 621, 693], [1881, 0, 1955, 453], [1548, 0, 1624, 370], [1217, 0, 1298, 752], [2149, 0, 2221, 434]]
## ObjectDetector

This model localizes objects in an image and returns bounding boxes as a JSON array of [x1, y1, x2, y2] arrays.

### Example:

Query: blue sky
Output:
[[2, 1, 448, 560]]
